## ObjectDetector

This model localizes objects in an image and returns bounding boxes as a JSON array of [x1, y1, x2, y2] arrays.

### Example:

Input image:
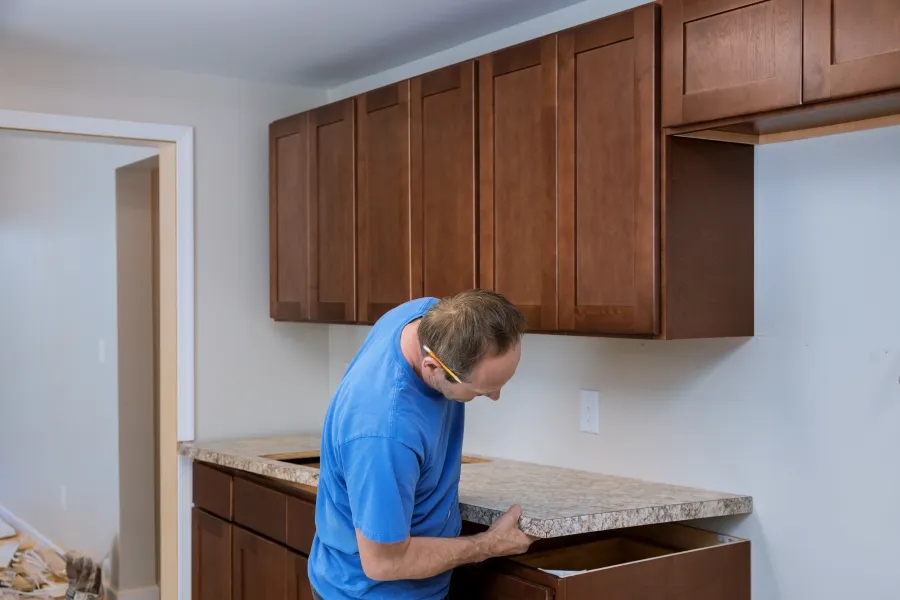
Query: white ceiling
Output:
[[0, 0, 592, 88]]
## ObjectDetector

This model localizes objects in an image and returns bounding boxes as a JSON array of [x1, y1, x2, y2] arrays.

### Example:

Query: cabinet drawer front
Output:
[[286, 496, 316, 555], [233, 477, 287, 543], [193, 462, 233, 520], [503, 524, 749, 600]]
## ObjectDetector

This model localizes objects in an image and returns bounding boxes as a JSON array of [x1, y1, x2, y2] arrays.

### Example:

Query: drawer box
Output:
[[233, 476, 287, 544], [193, 462, 233, 520], [452, 523, 749, 599]]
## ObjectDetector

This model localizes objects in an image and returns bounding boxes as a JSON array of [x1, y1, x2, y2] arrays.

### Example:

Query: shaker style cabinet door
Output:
[[269, 113, 310, 321], [356, 82, 415, 324], [232, 526, 288, 600], [308, 99, 357, 323], [479, 37, 559, 331], [192, 509, 233, 600], [662, 0, 803, 126], [558, 3, 660, 336], [804, 0, 900, 102], [410, 61, 478, 300]]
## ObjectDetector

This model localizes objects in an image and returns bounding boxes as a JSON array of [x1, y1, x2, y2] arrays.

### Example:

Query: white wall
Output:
[[325, 6, 900, 596], [0, 49, 332, 440], [0, 133, 156, 564]]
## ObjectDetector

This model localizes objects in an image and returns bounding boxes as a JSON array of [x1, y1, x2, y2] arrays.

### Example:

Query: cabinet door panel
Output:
[[232, 526, 287, 600], [558, 4, 659, 335], [662, 0, 802, 126], [269, 114, 310, 321], [411, 62, 478, 300], [192, 509, 232, 600], [804, 0, 900, 102], [287, 552, 314, 600], [479, 38, 558, 331], [357, 82, 413, 323], [309, 99, 356, 322]]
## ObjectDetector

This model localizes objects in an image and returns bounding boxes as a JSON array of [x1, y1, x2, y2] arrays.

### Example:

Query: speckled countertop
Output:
[[179, 435, 752, 539]]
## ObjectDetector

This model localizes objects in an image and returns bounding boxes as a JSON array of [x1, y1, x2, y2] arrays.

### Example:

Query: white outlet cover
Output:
[[579, 390, 600, 435]]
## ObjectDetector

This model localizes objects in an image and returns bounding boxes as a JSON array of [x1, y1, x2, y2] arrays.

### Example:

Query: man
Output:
[[308, 289, 535, 599]]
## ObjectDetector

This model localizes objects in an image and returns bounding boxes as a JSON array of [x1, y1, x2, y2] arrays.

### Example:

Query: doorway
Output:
[[0, 109, 194, 600]]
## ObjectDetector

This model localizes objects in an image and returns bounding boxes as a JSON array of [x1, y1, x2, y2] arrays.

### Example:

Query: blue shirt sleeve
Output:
[[341, 436, 421, 544]]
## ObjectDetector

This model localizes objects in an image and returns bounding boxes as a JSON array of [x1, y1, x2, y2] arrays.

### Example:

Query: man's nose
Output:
[[487, 391, 500, 401]]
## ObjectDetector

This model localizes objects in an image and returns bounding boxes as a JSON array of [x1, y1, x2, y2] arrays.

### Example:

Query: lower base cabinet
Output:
[[450, 523, 750, 600], [193, 462, 750, 600]]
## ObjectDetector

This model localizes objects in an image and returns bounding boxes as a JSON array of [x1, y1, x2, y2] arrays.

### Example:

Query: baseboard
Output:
[[0, 502, 65, 554], [106, 585, 161, 600]]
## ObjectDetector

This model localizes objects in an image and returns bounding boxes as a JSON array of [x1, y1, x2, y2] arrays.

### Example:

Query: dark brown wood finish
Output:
[[558, 3, 660, 336], [233, 476, 287, 544], [450, 564, 552, 600], [287, 552, 314, 600], [286, 496, 316, 555], [269, 113, 310, 321], [232, 526, 288, 600], [356, 81, 414, 323], [193, 462, 233, 521], [309, 99, 357, 322], [479, 37, 559, 331], [662, 0, 803, 127], [411, 61, 479, 299], [662, 136, 754, 339], [804, 0, 900, 103], [192, 509, 232, 600]]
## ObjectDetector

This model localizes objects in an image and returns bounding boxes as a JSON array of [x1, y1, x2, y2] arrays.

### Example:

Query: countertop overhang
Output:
[[179, 435, 752, 538]]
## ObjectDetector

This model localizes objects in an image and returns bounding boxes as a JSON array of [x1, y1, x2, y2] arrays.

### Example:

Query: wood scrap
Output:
[[0, 521, 14, 541], [0, 543, 17, 569]]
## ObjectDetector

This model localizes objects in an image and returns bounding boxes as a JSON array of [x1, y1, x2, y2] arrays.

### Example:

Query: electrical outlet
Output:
[[579, 390, 600, 435]]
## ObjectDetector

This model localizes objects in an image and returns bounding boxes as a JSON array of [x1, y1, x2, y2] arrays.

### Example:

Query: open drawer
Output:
[[450, 523, 750, 600]]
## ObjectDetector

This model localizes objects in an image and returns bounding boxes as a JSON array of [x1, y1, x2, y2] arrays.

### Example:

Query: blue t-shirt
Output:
[[309, 298, 465, 600]]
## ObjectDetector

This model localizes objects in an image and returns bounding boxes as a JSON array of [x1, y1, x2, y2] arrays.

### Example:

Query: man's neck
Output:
[[399, 319, 426, 381]]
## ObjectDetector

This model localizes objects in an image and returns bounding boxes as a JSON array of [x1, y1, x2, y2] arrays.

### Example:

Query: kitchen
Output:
[[183, 1, 900, 599]]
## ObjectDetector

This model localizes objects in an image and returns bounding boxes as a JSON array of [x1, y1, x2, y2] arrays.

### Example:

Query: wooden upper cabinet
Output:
[[804, 0, 900, 103], [662, 0, 803, 127], [356, 82, 414, 324], [308, 99, 357, 323], [411, 61, 478, 300], [269, 113, 310, 321], [558, 3, 660, 336], [479, 37, 559, 331]]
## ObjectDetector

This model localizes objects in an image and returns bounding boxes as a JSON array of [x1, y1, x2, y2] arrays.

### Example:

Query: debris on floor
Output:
[[0, 517, 69, 598]]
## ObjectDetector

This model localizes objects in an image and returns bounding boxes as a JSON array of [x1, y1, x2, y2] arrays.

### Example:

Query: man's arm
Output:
[[356, 504, 535, 582]]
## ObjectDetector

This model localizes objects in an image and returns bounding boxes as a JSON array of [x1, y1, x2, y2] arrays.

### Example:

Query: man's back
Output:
[[309, 298, 464, 599]]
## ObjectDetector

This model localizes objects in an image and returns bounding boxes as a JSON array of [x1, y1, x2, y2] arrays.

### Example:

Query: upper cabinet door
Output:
[[410, 62, 478, 300], [270, 113, 310, 321], [558, 3, 660, 336], [309, 99, 357, 323], [804, 0, 900, 102], [479, 37, 559, 331], [356, 82, 414, 324], [662, 0, 803, 127]]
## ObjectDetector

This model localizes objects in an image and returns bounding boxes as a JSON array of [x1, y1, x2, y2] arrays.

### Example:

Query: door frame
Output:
[[0, 108, 195, 600]]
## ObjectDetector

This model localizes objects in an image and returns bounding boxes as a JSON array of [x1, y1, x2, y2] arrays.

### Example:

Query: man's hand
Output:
[[483, 504, 537, 558]]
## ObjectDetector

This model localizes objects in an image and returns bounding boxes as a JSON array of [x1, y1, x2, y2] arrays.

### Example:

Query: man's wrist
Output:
[[469, 531, 497, 563]]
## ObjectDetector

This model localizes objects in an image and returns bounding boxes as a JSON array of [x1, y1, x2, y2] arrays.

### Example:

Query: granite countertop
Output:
[[179, 435, 752, 538]]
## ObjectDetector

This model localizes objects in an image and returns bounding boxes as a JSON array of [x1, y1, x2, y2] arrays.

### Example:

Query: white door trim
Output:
[[0, 108, 195, 600]]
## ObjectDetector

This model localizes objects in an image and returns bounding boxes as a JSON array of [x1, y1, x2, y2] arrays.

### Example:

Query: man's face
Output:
[[428, 343, 522, 402]]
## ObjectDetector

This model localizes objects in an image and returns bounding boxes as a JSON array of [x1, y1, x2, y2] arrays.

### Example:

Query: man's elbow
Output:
[[360, 556, 396, 582]]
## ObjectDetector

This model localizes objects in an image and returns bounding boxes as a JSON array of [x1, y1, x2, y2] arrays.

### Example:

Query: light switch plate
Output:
[[579, 390, 600, 435]]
